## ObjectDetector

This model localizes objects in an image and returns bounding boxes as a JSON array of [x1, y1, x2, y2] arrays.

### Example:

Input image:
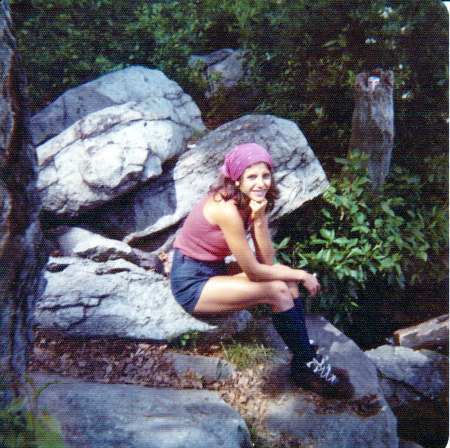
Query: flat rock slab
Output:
[[32, 374, 252, 448], [165, 353, 236, 381], [260, 315, 399, 448]]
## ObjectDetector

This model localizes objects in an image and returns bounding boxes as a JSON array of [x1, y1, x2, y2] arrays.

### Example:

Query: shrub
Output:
[[0, 375, 65, 447], [275, 151, 448, 325], [10, 0, 448, 160]]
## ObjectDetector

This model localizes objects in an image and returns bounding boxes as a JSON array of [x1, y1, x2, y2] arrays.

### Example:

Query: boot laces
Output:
[[306, 355, 337, 384]]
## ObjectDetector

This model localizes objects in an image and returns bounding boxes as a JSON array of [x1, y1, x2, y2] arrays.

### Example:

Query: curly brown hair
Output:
[[209, 165, 280, 213]]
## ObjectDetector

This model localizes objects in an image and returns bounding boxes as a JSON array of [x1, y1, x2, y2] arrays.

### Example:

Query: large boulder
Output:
[[80, 114, 328, 244], [365, 344, 448, 447], [30, 65, 205, 146], [188, 48, 248, 98], [34, 111, 329, 340], [365, 344, 448, 405], [37, 96, 205, 217], [34, 374, 252, 448], [34, 256, 252, 340], [261, 315, 399, 448]]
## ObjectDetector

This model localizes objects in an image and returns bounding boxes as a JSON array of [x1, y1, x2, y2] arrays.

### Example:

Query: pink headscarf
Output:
[[219, 143, 274, 181]]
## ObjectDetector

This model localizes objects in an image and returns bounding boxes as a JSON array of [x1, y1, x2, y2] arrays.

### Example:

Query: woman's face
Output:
[[236, 162, 272, 202]]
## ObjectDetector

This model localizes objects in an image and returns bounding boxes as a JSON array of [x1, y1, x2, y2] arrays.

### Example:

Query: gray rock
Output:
[[37, 98, 203, 216], [365, 345, 448, 402], [99, 114, 328, 245], [33, 374, 252, 448], [262, 315, 399, 448], [34, 256, 253, 341], [53, 226, 164, 273], [188, 48, 248, 97], [366, 345, 447, 448], [393, 314, 449, 350], [35, 256, 213, 339], [30, 316, 400, 448], [30, 66, 205, 146]]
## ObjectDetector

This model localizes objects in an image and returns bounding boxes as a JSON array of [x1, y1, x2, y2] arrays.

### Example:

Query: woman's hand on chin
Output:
[[249, 198, 268, 221]]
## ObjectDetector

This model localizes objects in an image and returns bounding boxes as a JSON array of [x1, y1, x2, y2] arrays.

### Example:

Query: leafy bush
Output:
[[168, 330, 200, 351], [276, 151, 448, 325], [250, 0, 448, 170], [10, 0, 145, 111], [0, 375, 65, 448], [10, 1, 448, 163]]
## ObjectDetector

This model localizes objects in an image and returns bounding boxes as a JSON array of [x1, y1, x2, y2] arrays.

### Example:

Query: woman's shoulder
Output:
[[204, 194, 240, 225]]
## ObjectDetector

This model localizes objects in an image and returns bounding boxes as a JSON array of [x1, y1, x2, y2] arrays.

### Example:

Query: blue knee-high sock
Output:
[[272, 306, 315, 363], [294, 297, 309, 337]]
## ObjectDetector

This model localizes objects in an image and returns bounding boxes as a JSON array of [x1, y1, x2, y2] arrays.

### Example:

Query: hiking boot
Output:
[[309, 344, 350, 381], [291, 355, 355, 399]]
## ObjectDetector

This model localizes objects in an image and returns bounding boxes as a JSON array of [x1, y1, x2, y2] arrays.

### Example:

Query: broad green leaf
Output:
[[319, 229, 332, 240]]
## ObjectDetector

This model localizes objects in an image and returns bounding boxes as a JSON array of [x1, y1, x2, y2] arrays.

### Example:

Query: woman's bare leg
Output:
[[193, 275, 295, 314]]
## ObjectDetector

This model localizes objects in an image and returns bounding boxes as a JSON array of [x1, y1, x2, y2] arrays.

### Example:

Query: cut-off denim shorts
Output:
[[170, 248, 227, 314]]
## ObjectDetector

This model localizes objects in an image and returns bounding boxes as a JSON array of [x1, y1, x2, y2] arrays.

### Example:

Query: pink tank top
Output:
[[174, 195, 251, 261]]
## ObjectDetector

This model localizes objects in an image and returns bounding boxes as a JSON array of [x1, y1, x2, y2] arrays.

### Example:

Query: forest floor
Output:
[[27, 285, 448, 446], [27, 328, 386, 447], [28, 330, 294, 445]]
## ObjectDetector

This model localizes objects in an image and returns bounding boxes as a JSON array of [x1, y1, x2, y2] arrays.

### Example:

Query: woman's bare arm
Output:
[[250, 199, 275, 265], [210, 200, 315, 288]]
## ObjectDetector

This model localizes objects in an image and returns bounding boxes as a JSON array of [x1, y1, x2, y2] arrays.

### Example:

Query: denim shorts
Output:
[[170, 249, 227, 314]]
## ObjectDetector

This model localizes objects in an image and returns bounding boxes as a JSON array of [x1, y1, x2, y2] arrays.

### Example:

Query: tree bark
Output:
[[0, 0, 46, 402], [348, 69, 394, 190]]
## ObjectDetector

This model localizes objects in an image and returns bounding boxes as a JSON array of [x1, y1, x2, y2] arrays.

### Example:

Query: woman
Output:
[[170, 143, 353, 399]]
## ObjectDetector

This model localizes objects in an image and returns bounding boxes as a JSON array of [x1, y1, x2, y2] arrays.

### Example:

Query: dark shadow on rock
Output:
[[64, 159, 179, 241]]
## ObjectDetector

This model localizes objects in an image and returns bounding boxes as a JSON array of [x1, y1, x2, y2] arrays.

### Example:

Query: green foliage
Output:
[[10, 0, 144, 111], [0, 376, 65, 448], [10, 1, 447, 162], [9, 0, 280, 111], [276, 151, 448, 325], [168, 330, 200, 351], [251, 0, 448, 168]]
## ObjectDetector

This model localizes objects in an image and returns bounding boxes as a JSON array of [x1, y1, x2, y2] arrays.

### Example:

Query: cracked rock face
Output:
[[30, 65, 205, 147], [36, 257, 212, 339], [35, 256, 252, 341], [33, 70, 328, 344], [34, 376, 253, 448], [35, 67, 206, 217], [365, 345, 449, 404], [188, 48, 248, 97]]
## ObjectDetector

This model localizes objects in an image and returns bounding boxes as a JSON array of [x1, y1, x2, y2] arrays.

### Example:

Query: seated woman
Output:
[[170, 143, 354, 399]]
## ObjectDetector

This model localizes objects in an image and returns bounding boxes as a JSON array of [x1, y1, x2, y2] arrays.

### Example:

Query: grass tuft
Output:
[[221, 340, 280, 370]]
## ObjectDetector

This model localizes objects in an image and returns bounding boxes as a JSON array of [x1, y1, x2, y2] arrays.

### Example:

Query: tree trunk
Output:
[[0, 0, 46, 402], [348, 69, 394, 190]]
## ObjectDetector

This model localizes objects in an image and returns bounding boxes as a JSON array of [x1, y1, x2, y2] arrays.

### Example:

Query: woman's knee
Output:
[[286, 281, 299, 299], [267, 280, 294, 309]]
